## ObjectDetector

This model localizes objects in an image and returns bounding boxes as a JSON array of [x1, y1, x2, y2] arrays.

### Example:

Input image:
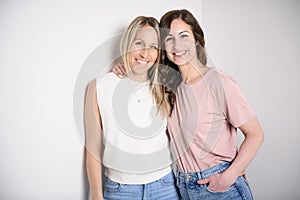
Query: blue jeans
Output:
[[103, 172, 179, 200], [176, 162, 253, 200]]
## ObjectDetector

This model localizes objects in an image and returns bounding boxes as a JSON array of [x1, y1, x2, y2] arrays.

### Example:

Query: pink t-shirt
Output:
[[167, 68, 255, 172]]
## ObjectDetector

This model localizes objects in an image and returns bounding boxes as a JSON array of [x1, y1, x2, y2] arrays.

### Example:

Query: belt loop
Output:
[[197, 171, 202, 180], [176, 169, 180, 185]]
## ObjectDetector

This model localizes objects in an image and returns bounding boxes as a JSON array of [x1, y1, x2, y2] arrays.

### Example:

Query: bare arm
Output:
[[197, 117, 264, 191], [84, 80, 103, 200], [225, 116, 264, 178]]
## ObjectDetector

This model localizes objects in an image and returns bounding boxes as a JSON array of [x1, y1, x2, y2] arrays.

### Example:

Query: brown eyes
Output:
[[180, 34, 189, 39], [165, 37, 174, 42], [165, 34, 189, 43]]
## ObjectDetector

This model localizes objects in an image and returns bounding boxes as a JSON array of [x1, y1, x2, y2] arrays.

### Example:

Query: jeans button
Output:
[[186, 175, 192, 180]]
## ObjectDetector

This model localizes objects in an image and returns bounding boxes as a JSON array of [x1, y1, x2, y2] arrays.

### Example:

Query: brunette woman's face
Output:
[[128, 24, 158, 75], [164, 19, 198, 66]]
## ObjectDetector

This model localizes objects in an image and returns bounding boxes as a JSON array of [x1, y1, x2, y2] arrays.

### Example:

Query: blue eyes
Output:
[[150, 45, 158, 50], [135, 41, 142, 46], [134, 41, 158, 50]]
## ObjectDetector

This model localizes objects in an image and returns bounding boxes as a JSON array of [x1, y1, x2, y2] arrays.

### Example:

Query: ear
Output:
[[195, 41, 199, 46]]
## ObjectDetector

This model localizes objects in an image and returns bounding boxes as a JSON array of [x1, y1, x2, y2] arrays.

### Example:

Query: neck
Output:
[[128, 73, 149, 83], [178, 60, 206, 84]]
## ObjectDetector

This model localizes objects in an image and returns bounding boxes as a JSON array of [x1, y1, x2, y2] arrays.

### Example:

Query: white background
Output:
[[0, 0, 299, 199]]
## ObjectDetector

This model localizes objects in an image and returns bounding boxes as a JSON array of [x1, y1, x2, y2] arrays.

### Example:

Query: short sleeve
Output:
[[223, 76, 256, 128]]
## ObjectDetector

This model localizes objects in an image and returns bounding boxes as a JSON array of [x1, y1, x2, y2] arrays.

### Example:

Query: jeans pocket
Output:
[[159, 172, 176, 186], [104, 177, 122, 192], [204, 183, 235, 194]]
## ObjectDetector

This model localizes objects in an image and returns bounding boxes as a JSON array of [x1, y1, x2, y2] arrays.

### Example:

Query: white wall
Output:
[[201, 0, 300, 199], [0, 1, 201, 199], [2, 0, 299, 199]]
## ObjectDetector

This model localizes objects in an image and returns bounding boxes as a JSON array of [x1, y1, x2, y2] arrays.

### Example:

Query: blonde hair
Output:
[[120, 16, 171, 117]]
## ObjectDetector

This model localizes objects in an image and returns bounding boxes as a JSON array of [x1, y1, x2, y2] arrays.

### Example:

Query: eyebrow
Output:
[[179, 31, 190, 34], [167, 31, 190, 36]]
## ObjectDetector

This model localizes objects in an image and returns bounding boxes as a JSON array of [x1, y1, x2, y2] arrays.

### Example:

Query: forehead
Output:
[[169, 19, 192, 33], [134, 25, 158, 43]]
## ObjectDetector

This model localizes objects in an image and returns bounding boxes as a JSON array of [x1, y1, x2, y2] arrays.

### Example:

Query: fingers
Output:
[[116, 65, 124, 76], [112, 66, 123, 78], [112, 67, 123, 78], [112, 62, 127, 78], [197, 177, 211, 185], [117, 62, 126, 75]]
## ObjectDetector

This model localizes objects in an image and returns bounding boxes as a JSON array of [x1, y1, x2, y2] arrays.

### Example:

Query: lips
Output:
[[136, 58, 148, 65]]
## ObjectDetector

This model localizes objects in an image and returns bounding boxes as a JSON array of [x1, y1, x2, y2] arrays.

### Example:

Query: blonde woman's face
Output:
[[128, 24, 158, 75], [164, 19, 198, 66]]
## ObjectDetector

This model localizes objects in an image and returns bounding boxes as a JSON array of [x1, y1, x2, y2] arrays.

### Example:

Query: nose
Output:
[[166, 38, 180, 52], [140, 47, 148, 58], [172, 38, 181, 50]]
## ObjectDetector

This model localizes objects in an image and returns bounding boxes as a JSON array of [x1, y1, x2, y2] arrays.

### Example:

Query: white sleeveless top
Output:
[[96, 72, 172, 184]]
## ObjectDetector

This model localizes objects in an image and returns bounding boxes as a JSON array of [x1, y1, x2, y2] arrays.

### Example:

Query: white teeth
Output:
[[174, 51, 186, 56], [136, 59, 147, 64]]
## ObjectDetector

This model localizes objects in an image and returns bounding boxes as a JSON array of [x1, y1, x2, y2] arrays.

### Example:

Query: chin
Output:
[[173, 59, 188, 66], [169, 55, 186, 65], [132, 68, 149, 75]]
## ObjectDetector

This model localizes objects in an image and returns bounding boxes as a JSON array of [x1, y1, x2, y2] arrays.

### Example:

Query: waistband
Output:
[[106, 166, 172, 184], [176, 162, 231, 181]]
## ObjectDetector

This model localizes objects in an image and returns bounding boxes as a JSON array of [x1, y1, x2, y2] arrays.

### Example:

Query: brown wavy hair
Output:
[[159, 9, 207, 109]]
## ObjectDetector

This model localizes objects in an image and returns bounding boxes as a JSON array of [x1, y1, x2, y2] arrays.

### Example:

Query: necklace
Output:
[[126, 78, 149, 103]]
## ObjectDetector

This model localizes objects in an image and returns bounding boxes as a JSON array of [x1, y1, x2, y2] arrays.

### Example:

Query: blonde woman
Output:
[[84, 16, 179, 200]]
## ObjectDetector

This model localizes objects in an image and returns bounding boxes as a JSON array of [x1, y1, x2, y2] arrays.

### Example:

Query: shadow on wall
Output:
[[74, 27, 124, 199]]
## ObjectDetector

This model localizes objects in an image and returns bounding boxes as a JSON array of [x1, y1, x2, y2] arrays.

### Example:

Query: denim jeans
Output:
[[103, 172, 179, 200], [176, 162, 253, 200]]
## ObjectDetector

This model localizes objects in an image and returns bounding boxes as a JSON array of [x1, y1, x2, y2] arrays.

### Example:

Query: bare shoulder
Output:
[[85, 79, 97, 99], [87, 79, 96, 90], [84, 79, 102, 123]]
